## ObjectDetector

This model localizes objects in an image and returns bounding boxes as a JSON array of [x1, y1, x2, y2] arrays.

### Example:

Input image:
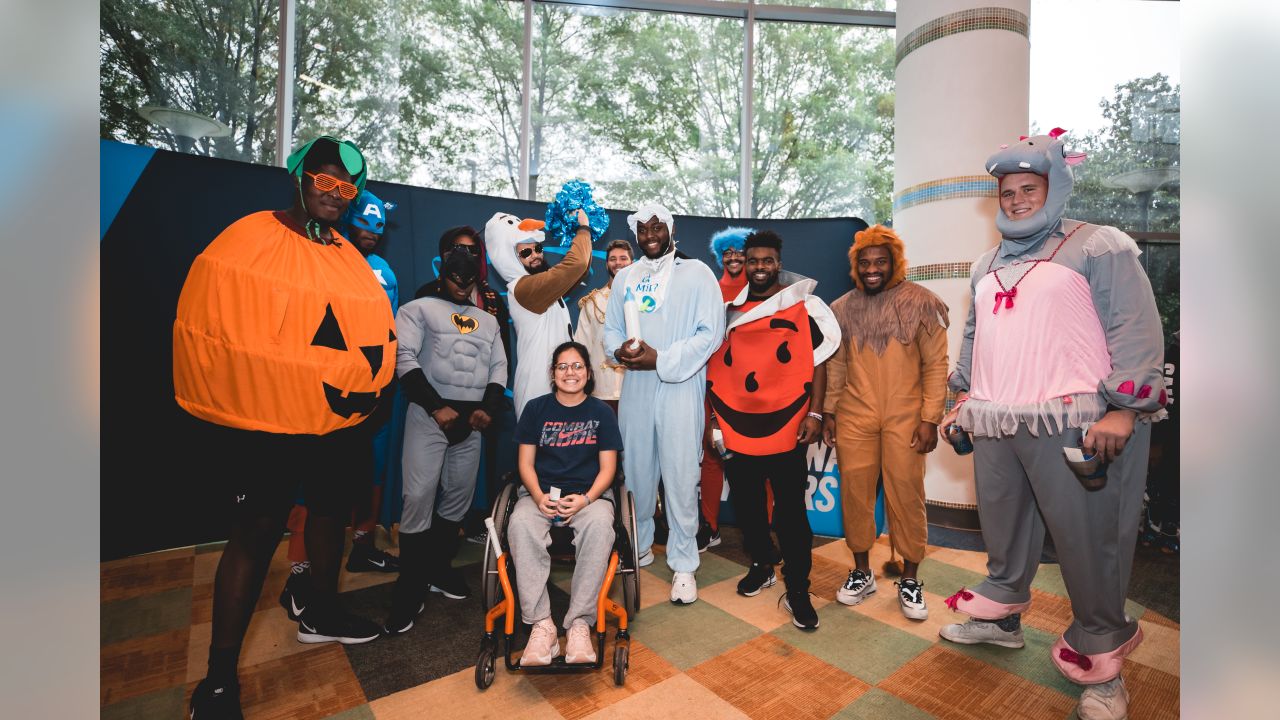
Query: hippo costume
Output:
[[943, 131, 1167, 690]]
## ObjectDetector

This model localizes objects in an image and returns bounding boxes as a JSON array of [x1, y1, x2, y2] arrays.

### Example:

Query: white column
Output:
[[894, 0, 1030, 523]]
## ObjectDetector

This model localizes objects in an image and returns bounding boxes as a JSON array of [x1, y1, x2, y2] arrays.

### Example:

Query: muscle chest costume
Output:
[[485, 213, 591, 419], [603, 204, 726, 574], [574, 287, 625, 401], [393, 292, 506, 568], [944, 131, 1166, 686], [824, 226, 949, 566]]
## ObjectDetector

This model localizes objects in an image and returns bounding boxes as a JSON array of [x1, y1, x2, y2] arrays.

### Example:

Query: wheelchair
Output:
[[475, 472, 641, 689]]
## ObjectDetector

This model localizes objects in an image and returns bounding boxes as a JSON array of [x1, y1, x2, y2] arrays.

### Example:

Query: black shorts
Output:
[[201, 421, 373, 520]]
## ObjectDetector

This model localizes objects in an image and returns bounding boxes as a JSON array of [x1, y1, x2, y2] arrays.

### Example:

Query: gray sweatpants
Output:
[[972, 421, 1151, 655], [507, 488, 615, 630], [400, 404, 482, 533]]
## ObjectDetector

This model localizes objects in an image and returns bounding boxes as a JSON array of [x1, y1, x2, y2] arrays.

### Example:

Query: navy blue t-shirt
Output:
[[514, 394, 623, 495]]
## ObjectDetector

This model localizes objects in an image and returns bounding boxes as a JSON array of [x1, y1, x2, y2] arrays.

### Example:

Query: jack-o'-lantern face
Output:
[[707, 301, 815, 451], [310, 302, 397, 419], [173, 210, 398, 436]]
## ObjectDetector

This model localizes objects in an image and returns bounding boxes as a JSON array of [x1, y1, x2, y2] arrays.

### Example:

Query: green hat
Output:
[[285, 135, 368, 193]]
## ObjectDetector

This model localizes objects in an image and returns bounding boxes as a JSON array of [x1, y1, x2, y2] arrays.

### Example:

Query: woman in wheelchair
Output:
[[509, 341, 624, 666]]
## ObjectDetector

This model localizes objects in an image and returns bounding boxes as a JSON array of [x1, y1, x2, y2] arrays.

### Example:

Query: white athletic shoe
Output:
[[564, 620, 597, 664], [1076, 677, 1129, 720], [895, 579, 928, 620], [520, 618, 559, 667], [638, 548, 655, 567], [835, 569, 877, 606], [670, 571, 698, 604], [938, 617, 1026, 648]]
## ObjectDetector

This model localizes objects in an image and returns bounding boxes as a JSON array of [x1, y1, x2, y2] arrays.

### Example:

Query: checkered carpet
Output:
[[101, 529, 1179, 719]]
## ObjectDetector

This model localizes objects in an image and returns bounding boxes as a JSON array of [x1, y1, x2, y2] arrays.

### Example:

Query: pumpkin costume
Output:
[[708, 268, 839, 593], [180, 137, 390, 719], [942, 132, 1166, 690], [823, 225, 949, 572]]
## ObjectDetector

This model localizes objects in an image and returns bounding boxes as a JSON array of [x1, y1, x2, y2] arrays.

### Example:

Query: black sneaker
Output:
[[466, 529, 489, 545], [430, 566, 471, 600], [383, 602, 426, 635], [345, 541, 401, 573], [781, 591, 820, 630], [278, 567, 312, 621], [696, 522, 721, 553], [297, 608, 383, 645], [189, 677, 244, 720], [736, 563, 777, 597]]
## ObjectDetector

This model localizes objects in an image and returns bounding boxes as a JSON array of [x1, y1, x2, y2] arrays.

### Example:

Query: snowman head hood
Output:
[[985, 127, 1087, 254], [484, 212, 547, 284]]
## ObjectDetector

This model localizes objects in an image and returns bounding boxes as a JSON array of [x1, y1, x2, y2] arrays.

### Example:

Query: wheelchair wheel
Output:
[[619, 489, 641, 616], [482, 480, 521, 611], [475, 644, 497, 689], [613, 643, 629, 686]]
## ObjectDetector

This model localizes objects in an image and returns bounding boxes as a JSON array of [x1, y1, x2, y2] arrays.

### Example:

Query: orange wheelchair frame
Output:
[[475, 476, 640, 689]]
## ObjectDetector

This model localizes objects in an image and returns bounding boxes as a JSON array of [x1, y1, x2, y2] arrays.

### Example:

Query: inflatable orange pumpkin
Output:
[[174, 211, 397, 435]]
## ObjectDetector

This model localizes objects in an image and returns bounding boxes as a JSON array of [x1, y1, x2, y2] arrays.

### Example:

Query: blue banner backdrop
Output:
[[101, 140, 874, 559]]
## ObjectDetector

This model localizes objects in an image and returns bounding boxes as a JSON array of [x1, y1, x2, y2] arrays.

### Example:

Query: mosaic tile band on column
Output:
[[896, 7, 1030, 67], [894, 176, 998, 213]]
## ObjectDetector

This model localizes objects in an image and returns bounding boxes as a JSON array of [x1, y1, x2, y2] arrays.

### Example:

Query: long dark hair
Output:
[[550, 341, 595, 396]]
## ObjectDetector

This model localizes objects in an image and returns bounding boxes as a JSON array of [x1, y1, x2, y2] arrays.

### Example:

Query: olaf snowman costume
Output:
[[485, 212, 593, 419]]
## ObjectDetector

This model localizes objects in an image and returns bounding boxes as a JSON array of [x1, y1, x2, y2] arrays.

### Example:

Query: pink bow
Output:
[[945, 588, 973, 611], [992, 287, 1017, 314], [1058, 648, 1094, 671]]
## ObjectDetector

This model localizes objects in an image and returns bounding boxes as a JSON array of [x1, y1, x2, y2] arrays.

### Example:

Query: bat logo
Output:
[[451, 313, 478, 334]]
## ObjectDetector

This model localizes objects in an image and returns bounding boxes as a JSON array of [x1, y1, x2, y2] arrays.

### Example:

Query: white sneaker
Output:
[[564, 620, 596, 664], [520, 618, 559, 667], [938, 617, 1025, 648], [895, 579, 928, 620], [638, 548, 655, 567], [1077, 677, 1129, 720], [670, 571, 698, 604], [835, 569, 877, 606]]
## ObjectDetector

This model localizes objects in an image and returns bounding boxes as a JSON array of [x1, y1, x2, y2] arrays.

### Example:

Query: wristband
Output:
[[807, 411, 823, 421]]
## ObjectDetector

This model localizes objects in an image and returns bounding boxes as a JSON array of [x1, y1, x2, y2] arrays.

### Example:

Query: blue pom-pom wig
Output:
[[708, 226, 754, 268]]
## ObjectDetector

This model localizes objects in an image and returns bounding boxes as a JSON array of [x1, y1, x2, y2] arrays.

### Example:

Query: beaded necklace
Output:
[[984, 223, 1083, 314]]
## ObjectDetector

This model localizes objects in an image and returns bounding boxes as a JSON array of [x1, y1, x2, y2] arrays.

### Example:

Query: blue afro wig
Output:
[[709, 226, 754, 268]]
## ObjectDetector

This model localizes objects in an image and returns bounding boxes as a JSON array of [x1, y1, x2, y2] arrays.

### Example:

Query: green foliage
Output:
[[100, 0, 894, 219], [1064, 73, 1180, 234]]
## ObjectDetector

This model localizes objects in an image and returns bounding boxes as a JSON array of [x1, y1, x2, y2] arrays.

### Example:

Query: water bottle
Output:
[[711, 426, 735, 461], [946, 424, 973, 455]]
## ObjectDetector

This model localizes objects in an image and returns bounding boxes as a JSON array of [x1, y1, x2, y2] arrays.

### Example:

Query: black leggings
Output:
[[725, 445, 813, 592], [204, 423, 370, 651]]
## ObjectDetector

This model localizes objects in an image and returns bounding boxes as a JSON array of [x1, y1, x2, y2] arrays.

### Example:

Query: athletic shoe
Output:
[[278, 567, 312, 621], [345, 541, 400, 573], [670, 571, 698, 604], [429, 566, 471, 600], [736, 563, 777, 597], [835, 569, 877, 606], [782, 591, 820, 630], [297, 608, 382, 645], [189, 677, 243, 720], [564, 619, 597, 664], [466, 529, 489, 545], [1076, 677, 1130, 720], [696, 522, 721, 552], [938, 616, 1025, 648], [520, 618, 559, 667], [383, 602, 425, 636], [895, 578, 928, 620], [638, 548, 655, 568]]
